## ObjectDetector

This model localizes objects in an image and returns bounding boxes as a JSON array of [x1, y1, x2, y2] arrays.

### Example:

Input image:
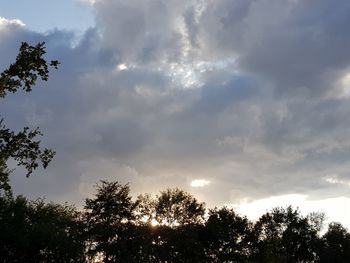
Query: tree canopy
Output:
[[1, 178, 350, 262]]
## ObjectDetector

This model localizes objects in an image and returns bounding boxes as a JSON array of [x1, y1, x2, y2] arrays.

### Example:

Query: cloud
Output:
[[190, 179, 210, 188], [1, 0, 350, 228], [77, 0, 96, 5], [235, 194, 350, 228], [0, 17, 25, 28], [163, 0, 350, 98]]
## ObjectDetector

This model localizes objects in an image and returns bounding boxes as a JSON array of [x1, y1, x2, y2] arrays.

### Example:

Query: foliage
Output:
[[0, 42, 58, 194], [252, 206, 321, 263], [2, 179, 350, 262], [0, 159, 12, 197], [204, 207, 253, 262], [84, 180, 137, 263], [0, 120, 55, 177], [319, 222, 350, 262], [154, 188, 206, 227], [0, 195, 85, 263], [0, 42, 59, 98]]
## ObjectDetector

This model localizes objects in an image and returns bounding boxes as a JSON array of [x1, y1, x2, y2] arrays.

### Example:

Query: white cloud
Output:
[[324, 175, 350, 187], [234, 194, 350, 229], [190, 179, 210, 188], [0, 17, 25, 29]]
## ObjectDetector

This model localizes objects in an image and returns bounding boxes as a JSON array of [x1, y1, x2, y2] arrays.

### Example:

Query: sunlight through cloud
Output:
[[116, 63, 128, 71]]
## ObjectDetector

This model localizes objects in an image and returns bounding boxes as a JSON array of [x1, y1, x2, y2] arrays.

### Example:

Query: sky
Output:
[[1, 0, 350, 228]]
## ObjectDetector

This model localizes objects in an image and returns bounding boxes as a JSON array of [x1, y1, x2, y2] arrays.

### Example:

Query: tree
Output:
[[84, 180, 138, 263], [131, 189, 207, 262], [0, 41, 73, 262], [0, 42, 59, 97], [142, 189, 207, 262], [0, 42, 58, 193], [154, 188, 205, 227], [252, 206, 321, 263], [203, 207, 252, 262], [319, 222, 350, 263], [0, 195, 86, 262]]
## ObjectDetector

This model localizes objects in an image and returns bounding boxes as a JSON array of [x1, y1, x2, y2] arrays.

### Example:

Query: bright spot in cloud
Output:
[[166, 58, 236, 89], [116, 64, 128, 71], [190, 179, 210, 188]]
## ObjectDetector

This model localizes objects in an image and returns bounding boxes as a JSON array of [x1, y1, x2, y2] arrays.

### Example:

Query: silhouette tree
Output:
[[0, 195, 85, 262], [84, 180, 138, 263], [203, 207, 252, 262], [0, 42, 58, 193], [0, 159, 12, 198], [141, 188, 207, 262], [2, 175, 350, 262], [319, 222, 350, 263], [134, 193, 155, 224], [154, 188, 205, 227], [132, 194, 159, 261], [252, 206, 320, 263]]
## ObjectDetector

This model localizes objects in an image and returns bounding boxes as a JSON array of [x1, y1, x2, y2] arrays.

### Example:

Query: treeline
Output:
[[1, 180, 350, 263]]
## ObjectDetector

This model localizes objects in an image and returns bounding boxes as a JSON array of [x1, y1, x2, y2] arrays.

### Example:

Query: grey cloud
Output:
[[2, 0, 350, 208], [196, 0, 350, 97], [94, 0, 188, 64]]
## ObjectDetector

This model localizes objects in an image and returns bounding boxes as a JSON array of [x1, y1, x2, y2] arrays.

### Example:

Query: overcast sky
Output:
[[1, 0, 350, 227]]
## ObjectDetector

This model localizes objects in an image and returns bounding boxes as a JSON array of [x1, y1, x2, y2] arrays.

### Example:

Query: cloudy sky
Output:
[[1, 0, 350, 227]]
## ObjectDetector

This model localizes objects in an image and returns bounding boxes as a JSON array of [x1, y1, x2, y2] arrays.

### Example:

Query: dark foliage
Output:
[[0, 195, 85, 263], [318, 222, 350, 263], [84, 181, 137, 262], [0, 42, 59, 97], [0, 42, 57, 196], [154, 188, 206, 227], [1, 180, 350, 262], [203, 207, 253, 262]]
